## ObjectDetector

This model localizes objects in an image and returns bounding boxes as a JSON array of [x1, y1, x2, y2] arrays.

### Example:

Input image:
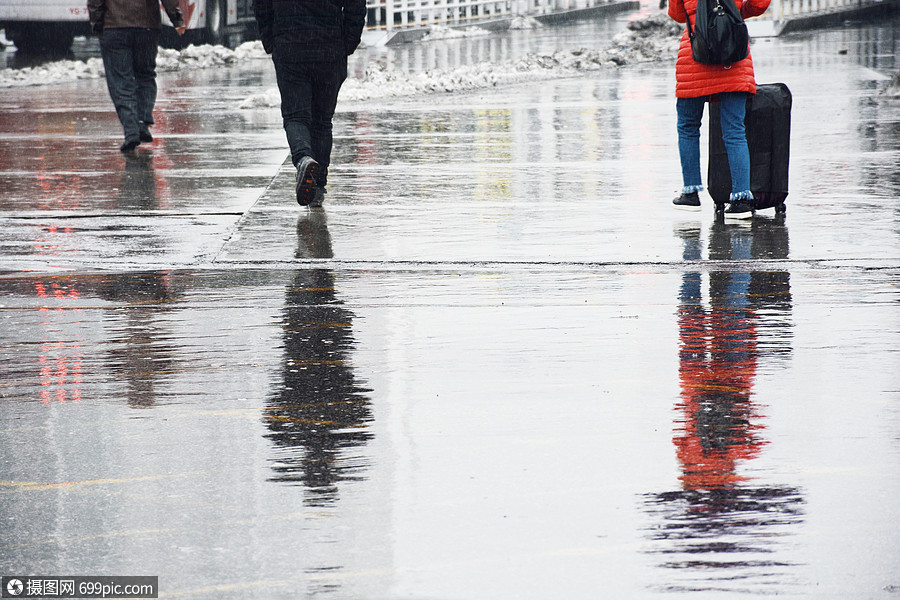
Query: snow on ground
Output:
[[0, 56, 107, 87], [420, 25, 493, 41], [240, 14, 682, 107], [156, 40, 267, 69], [0, 15, 680, 100], [884, 70, 900, 98], [509, 15, 542, 29], [0, 40, 267, 88]]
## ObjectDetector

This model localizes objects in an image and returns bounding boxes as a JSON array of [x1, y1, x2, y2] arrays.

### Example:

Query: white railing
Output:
[[751, 0, 887, 27], [365, 0, 612, 33]]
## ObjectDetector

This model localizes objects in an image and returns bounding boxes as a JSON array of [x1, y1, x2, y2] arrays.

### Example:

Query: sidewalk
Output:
[[0, 13, 898, 600]]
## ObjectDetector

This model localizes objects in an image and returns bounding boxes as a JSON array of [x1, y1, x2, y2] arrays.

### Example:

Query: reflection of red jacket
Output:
[[675, 306, 764, 490], [668, 0, 770, 98]]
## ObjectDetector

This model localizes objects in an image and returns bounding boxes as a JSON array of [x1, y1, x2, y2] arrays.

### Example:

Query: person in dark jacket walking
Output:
[[253, 0, 366, 207], [88, 0, 186, 154]]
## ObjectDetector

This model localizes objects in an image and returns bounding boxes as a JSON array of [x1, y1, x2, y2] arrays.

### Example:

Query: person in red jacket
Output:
[[668, 0, 770, 218]]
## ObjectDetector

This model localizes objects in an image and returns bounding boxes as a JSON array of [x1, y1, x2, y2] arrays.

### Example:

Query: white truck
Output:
[[0, 0, 257, 53]]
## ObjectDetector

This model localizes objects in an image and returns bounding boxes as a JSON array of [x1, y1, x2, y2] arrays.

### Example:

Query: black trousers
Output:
[[99, 28, 159, 143], [272, 51, 347, 187]]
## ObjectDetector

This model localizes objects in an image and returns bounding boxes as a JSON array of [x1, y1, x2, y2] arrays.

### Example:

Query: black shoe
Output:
[[120, 138, 140, 154], [139, 126, 153, 143], [295, 156, 321, 206], [724, 200, 754, 220], [309, 187, 326, 208], [672, 191, 701, 211]]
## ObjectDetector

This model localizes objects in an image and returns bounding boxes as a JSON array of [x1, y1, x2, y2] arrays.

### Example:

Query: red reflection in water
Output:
[[33, 280, 85, 404], [0, 84, 185, 216], [675, 301, 765, 491], [38, 342, 84, 404], [643, 217, 798, 594]]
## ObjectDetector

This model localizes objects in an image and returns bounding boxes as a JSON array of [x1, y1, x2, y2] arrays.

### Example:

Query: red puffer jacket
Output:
[[668, 0, 771, 98]]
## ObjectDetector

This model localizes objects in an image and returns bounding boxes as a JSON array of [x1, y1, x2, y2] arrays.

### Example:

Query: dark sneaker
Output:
[[672, 191, 701, 211], [724, 200, 754, 219], [309, 187, 326, 208], [295, 156, 321, 206], [139, 126, 153, 143], [120, 138, 140, 154]]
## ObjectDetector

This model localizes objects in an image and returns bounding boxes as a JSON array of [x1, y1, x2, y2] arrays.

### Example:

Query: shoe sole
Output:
[[295, 160, 321, 206], [724, 211, 754, 220], [673, 204, 702, 212]]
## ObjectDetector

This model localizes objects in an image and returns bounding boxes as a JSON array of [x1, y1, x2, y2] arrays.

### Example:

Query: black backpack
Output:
[[685, 0, 749, 65]]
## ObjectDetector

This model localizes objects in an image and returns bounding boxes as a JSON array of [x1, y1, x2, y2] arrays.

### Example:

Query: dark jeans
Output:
[[100, 28, 159, 143], [272, 51, 347, 187]]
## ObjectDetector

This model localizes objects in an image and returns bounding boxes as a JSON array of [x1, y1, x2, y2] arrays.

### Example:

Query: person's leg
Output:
[[100, 28, 141, 149], [718, 92, 751, 202], [273, 51, 322, 205], [308, 59, 348, 188], [132, 29, 160, 140], [676, 96, 706, 194], [273, 49, 314, 168]]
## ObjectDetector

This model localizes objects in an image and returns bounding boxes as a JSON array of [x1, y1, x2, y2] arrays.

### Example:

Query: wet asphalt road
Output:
[[1, 10, 899, 600]]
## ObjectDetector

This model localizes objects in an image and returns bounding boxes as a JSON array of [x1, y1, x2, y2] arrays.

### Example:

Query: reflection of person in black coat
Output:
[[97, 157, 175, 407], [118, 152, 158, 210], [97, 271, 178, 408], [643, 220, 801, 593], [265, 211, 373, 505]]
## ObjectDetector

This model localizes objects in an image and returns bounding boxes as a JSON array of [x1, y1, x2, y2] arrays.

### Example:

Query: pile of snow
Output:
[[0, 13, 682, 96], [0, 40, 267, 88], [421, 25, 492, 41], [0, 56, 106, 87], [509, 15, 542, 30], [607, 14, 682, 64], [240, 13, 681, 108], [882, 70, 900, 99], [156, 40, 267, 70], [239, 87, 283, 109]]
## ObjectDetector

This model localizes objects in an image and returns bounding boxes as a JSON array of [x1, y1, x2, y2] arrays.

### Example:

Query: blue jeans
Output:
[[272, 48, 347, 188], [100, 28, 159, 143], [677, 93, 752, 202]]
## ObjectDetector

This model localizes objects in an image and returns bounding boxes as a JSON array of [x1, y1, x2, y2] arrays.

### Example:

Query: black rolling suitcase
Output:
[[708, 83, 792, 213]]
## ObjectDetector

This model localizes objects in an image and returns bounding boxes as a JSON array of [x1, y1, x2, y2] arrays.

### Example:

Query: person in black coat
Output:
[[253, 0, 367, 206]]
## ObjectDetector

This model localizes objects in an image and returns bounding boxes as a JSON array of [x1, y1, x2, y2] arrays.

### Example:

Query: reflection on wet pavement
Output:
[[98, 272, 180, 408], [118, 154, 161, 210], [1, 12, 899, 600], [644, 219, 805, 595], [1, 261, 898, 597], [265, 215, 374, 502]]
